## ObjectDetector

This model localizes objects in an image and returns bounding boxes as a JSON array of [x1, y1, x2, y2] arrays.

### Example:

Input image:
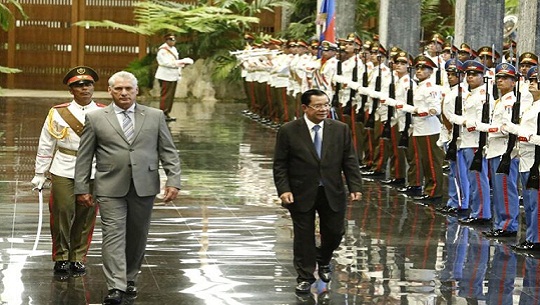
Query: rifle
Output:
[[527, 112, 540, 189], [435, 51, 441, 85], [356, 51, 369, 123], [491, 45, 500, 100], [445, 74, 462, 161], [343, 50, 358, 116], [496, 70, 521, 174], [366, 54, 382, 129], [398, 66, 414, 148], [330, 44, 342, 118], [469, 75, 491, 171], [382, 60, 395, 139]]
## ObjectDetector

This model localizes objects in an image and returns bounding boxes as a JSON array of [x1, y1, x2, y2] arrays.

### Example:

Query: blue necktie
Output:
[[313, 125, 321, 158]]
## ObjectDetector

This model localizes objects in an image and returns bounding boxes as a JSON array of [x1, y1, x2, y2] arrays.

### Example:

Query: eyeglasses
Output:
[[308, 103, 331, 110], [167, 38, 176, 41]]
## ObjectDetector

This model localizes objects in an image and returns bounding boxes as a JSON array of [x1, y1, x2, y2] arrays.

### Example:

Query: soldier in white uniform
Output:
[[480, 62, 519, 238], [31, 66, 105, 275], [438, 59, 469, 215], [505, 66, 540, 252], [154, 33, 193, 121], [392, 55, 444, 201], [363, 42, 391, 176], [424, 33, 447, 86], [447, 60, 491, 224]]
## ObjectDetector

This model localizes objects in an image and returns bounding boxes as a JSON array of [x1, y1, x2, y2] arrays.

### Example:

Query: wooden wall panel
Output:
[[1, 0, 280, 91]]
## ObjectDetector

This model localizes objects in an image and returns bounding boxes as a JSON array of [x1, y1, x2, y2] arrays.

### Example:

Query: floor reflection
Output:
[[0, 96, 539, 304]]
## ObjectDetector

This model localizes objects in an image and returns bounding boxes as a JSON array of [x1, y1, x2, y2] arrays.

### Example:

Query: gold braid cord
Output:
[[46, 108, 69, 140]]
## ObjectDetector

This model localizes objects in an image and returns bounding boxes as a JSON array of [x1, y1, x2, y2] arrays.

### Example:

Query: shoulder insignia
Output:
[[403, 78, 408, 83], [426, 82, 432, 87], [480, 89, 486, 95], [53, 102, 70, 108], [505, 95, 513, 100]]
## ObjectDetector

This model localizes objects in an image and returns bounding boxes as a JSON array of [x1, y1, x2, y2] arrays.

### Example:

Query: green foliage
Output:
[[125, 53, 156, 91], [0, 66, 22, 73], [355, 0, 378, 40], [505, 0, 518, 15], [1, 0, 27, 77], [421, 0, 454, 38], [279, 19, 315, 40], [76, 0, 290, 86], [0, 0, 27, 31]]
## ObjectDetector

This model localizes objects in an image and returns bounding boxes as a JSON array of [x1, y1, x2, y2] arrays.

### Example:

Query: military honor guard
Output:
[[395, 55, 445, 201], [438, 59, 469, 214], [31, 66, 105, 275], [450, 60, 491, 224], [506, 66, 540, 251], [480, 62, 520, 238]]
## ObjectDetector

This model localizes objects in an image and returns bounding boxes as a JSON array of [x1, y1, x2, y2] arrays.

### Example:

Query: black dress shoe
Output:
[[459, 217, 491, 225], [362, 170, 385, 177], [397, 186, 422, 195], [103, 289, 124, 305], [70, 261, 86, 274], [482, 229, 517, 238], [126, 281, 138, 296], [436, 205, 454, 213], [295, 281, 313, 293], [318, 291, 331, 305], [412, 194, 442, 201], [165, 116, 176, 122], [318, 264, 332, 283], [359, 164, 371, 170], [513, 241, 540, 252], [54, 261, 69, 273], [381, 178, 405, 185]]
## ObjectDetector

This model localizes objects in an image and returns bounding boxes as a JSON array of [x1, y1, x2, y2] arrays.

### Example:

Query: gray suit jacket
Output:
[[74, 103, 181, 197]]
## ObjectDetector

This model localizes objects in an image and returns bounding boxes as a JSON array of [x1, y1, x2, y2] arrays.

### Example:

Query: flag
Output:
[[317, 0, 336, 44]]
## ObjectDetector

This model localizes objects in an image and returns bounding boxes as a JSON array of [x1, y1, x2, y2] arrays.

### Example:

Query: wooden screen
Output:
[[0, 1, 279, 91]]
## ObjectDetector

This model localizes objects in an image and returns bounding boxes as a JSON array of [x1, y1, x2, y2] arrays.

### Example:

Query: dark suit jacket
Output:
[[273, 117, 362, 213], [74, 103, 181, 197]]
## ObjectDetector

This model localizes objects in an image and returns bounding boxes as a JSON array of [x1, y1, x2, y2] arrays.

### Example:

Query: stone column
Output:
[[378, 0, 421, 56], [454, 0, 505, 55], [335, 0, 357, 39], [518, 0, 540, 54]]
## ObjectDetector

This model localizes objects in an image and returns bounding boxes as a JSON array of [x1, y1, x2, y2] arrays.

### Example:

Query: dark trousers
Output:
[[289, 187, 345, 283], [158, 79, 177, 116], [50, 174, 96, 262]]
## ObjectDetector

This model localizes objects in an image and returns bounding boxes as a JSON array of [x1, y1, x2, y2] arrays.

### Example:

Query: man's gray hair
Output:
[[108, 71, 138, 87]]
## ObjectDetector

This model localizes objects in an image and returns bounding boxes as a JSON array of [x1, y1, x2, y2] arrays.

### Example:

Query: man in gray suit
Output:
[[273, 89, 363, 294], [74, 71, 181, 305]]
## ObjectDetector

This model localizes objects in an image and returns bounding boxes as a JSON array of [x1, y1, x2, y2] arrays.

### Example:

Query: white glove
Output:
[[332, 75, 347, 84], [31, 173, 47, 190], [503, 122, 519, 135], [530, 135, 540, 146], [177, 57, 194, 65]]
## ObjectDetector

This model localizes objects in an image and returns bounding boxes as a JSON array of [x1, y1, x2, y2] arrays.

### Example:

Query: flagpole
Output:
[[316, 0, 322, 39]]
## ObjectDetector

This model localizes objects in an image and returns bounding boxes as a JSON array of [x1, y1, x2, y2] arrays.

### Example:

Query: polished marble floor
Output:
[[0, 96, 539, 305]]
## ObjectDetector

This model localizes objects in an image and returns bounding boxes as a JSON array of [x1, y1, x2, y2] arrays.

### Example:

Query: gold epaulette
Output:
[[46, 108, 69, 140]]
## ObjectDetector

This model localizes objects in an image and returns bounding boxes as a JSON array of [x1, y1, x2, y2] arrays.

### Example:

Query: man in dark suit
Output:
[[273, 89, 363, 293], [74, 71, 181, 305]]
